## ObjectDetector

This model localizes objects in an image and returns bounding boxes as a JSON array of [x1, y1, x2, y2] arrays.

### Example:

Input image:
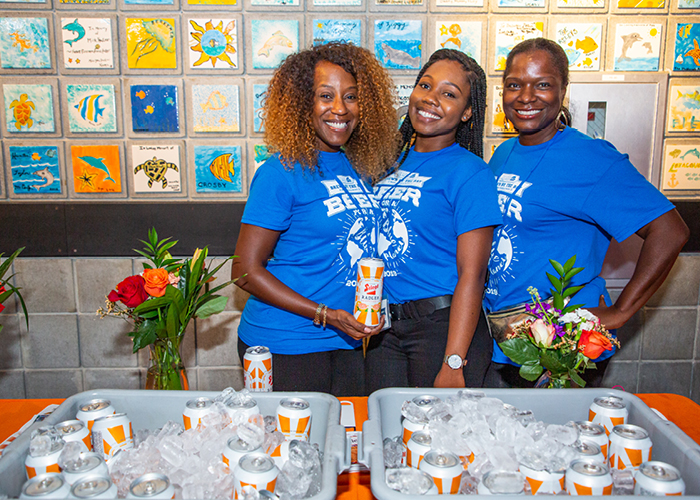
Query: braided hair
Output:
[[397, 49, 487, 167]]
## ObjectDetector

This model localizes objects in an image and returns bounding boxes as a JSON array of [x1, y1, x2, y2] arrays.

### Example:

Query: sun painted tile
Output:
[[194, 145, 242, 193], [9, 145, 61, 194], [192, 84, 240, 133], [188, 19, 238, 69], [131, 85, 179, 133], [66, 84, 117, 133], [125, 18, 177, 70], [71, 145, 121, 193], [0, 18, 51, 69], [4, 84, 55, 133]]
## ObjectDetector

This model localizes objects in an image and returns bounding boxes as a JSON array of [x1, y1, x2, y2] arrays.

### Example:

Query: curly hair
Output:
[[263, 43, 400, 183], [397, 49, 487, 166]]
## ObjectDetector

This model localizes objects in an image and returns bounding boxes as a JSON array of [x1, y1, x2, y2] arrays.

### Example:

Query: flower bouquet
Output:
[[0, 247, 29, 333], [98, 228, 236, 390], [498, 256, 620, 388]]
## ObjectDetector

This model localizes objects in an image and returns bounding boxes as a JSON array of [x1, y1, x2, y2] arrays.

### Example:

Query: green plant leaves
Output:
[[195, 296, 228, 319], [499, 338, 539, 365]]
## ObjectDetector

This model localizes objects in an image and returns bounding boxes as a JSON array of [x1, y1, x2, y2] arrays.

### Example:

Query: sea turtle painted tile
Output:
[[556, 23, 602, 71], [192, 84, 240, 133], [613, 24, 662, 71], [71, 144, 121, 193], [125, 18, 177, 70], [61, 18, 114, 70], [188, 19, 238, 69], [9, 145, 61, 194], [674, 23, 700, 71], [132, 144, 181, 192], [434, 21, 481, 64], [252, 84, 267, 133], [494, 21, 544, 71], [131, 85, 179, 133], [66, 84, 117, 133], [374, 20, 422, 70], [313, 20, 361, 47], [194, 145, 242, 193], [3, 84, 55, 133], [662, 143, 700, 190], [0, 18, 51, 69], [667, 84, 700, 131], [251, 20, 299, 70]]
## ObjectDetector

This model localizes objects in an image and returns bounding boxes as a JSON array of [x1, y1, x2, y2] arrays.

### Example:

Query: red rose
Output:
[[579, 330, 613, 359], [108, 275, 149, 308], [0, 286, 7, 313]]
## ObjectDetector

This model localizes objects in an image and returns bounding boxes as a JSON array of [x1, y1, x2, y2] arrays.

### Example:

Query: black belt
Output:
[[389, 295, 452, 322]]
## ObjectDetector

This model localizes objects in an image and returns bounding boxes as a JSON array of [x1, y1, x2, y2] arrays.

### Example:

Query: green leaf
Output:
[[195, 295, 228, 319], [553, 295, 564, 311], [563, 255, 577, 274], [519, 361, 543, 381], [546, 272, 563, 293], [499, 338, 540, 365], [133, 296, 171, 314], [561, 303, 585, 314], [549, 259, 565, 277], [540, 350, 567, 374], [569, 369, 587, 388], [562, 285, 584, 298], [564, 267, 584, 281], [130, 320, 158, 352], [0, 247, 24, 280], [166, 303, 179, 339]]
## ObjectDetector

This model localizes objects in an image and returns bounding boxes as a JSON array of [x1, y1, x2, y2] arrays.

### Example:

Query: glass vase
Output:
[[145, 337, 189, 390]]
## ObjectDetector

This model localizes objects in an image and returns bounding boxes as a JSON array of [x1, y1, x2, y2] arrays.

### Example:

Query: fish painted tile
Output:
[[188, 19, 238, 69], [313, 20, 361, 46], [251, 20, 298, 70], [613, 24, 662, 71], [9, 145, 61, 194], [374, 20, 422, 70], [491, 84, 517, 134], [66, 84, 117, 133], [662, 143, 700, 190], [435, 21, 482, 64], [252, 142, 272, 172], [192, 84, 240, 133], [252, 84, 267, 133], [674, 23, 700, 71], [61, 18, 114, 70], [556, 23, 602, 71], [131, 85, 179, 133], [70, 145, 121, 193], [194, 145, 242, 193], [0, 18, 51, 69], [3, 84, 55, 133], [667, 84, 700, 131], [679, 0, 700, 7], [132, 144, 181, 192], [494, 21, 544, 71], [125, 18, 177, 70]]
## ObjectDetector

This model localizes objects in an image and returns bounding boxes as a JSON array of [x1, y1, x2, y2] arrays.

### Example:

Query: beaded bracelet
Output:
[[322, 305, 328, 329], [313, 303, 325, 326]]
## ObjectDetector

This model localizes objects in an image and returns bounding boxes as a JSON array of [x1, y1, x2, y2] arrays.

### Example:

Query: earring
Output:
[[462, 116, 468, 122], [557, 109, 570, 129]]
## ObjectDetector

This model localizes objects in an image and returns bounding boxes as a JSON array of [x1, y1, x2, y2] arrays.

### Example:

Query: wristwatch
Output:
[[444, 354, 467, 370]]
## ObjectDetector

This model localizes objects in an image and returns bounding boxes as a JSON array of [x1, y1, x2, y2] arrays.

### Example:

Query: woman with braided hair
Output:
[[365, 49, 502, 390]]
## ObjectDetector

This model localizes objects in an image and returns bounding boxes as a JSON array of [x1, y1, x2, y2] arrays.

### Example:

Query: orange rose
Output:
[[143, 268, 170, 297], [579, 330, 613, 359]]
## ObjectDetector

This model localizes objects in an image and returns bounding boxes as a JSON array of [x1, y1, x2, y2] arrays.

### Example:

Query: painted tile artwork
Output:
[[125, 0, 173, 5], [374, 20, 422, 70], [192, 84, 240, 133], [132, 144, 181, 192], [435, 21, 481, 64], [498, 0, 543, 8], [679, 0, 700, 7], [61, 18, 114, 70], [70, 145, 122, 193], [494, 21, 544, 71], [674, 24, 700, 72], [131, 85, 179, 133], [662, 143, 700, 191], [313, 0, 361, 6], [252, 0, 298, 6], [313, 20, 362, 47], [491, 84, 517, 134], [0, 18, 51, 69], [252, 84, 267, 133], [194, 145, 242, 193], [252, 143, 272, 172], [188, 19, 238, 69], [3, 84, 55, 133], [251, 20, 299, 70], [617, 0, 663, 7], [187, 0, 236, 5], [9, 145, 61, 195], [556, 23, 602, 71], [376, 0, 421, 6], [66, 84, 117, 133], [667, 84, 700, 132], [125, 18, 177, 70], [435, 0, 483, 7], [60, 0, 109, 5], [613, 24, 662, 71], [395, 81, 413, 126], [556, 0, 603, 7]]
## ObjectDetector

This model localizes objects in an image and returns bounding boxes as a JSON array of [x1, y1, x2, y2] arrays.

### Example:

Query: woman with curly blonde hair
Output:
[[232, 43, 399, 396]]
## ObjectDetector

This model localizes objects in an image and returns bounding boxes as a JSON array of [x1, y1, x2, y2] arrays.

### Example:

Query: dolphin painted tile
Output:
[[662, 143, 700, 190], [613, 24, 662, 71], [125, 18, 177, 70], [374, 20, 422, 70], [0, 18, 51, 69], [494, 21, 544, 71], [70, 145, 121, 193], [66, 84, 117, 133], [252, 84, 267, 133], [251, 20, 298, 70], [667, 84, 700, 131], [132, 144, 181, 192], [61, 18, 114, 70], [3, 84, 55, 133], [194, 145, 242, 193], [434, 21, 481, 64], [313, 20, 361, 46], [188, 19, 238, 69], [556, 23, 602, 71], [192, 84, 240, 133], [131, 85, 179, 133], [252, 142, 272, 172], [9, 145, 61, 195], [674, 24, 700, 71]]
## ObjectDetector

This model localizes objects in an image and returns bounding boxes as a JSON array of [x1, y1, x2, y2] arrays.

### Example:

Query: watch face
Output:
[[447, 354, 462, 369]]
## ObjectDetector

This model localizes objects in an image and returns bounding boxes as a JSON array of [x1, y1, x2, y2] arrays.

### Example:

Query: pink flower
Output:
[[530, 318, 556, 347], [168, 272, 180, 286]]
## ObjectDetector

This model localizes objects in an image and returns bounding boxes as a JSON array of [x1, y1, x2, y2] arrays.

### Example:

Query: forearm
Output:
[[443, 278, 484, 360]]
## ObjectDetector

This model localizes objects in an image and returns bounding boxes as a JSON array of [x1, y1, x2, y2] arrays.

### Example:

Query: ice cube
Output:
[[486, 445, 519, 471], [238, 414, 265, 449], [215, 387, 236, 404], [28, 434, 52, 456], [476, 397, 504, 416], [612, 468, 635, 495], [264, 416, 278, 434], [459, 472, 479, 494], [158, 420, 184, 439], [546, 423, 579, 446], [240, 485, 260, 500], [385, 467, 435, 495], [465, 453, 494, 481], [288, 440, 320, 471], [400, 401, 429, 424], [527, 421, 547, 441], [57, 441, 82, 469], [382, 437, 405, 469], [263, 431, 286, 456], [158, 434, 185, 468], [276, 462, 311, 500]]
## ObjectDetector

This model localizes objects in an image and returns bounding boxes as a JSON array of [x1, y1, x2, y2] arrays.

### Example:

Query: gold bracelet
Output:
[[313, 303, 325, 326], [322, 305, 328, 329]]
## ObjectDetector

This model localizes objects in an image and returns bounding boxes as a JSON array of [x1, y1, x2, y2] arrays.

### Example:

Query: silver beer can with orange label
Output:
[[226, 398, 260, 423], [126, 473, 175, 499], [588, 396, 628, 436], [55, 420, 91, 452], [354, 257, 384, 327], [418, 451, 463, 495], [20, 473, 71, 499], [62, 453, 109, 485], [223, 436, 262, 469], [634, 461, 685, 496], [183, 397, 213, 430], [276, 398, 312, 442], [565, 459, 613, 496], [401, 418, 426, 447], [477, 470, 526, 495], [76, 400, 115, 432], [519, 464, 565, 495], [90, 413, 133, 460], [244, 346, 273, 392], [69, 476, 118, 499], [233, 452, 279, 500], [609, 424, 652, 471], [406, 430, 431, 469], [574, 420, 609, 458], [572, 440, 606, 464], [25, 438, 64, 479]]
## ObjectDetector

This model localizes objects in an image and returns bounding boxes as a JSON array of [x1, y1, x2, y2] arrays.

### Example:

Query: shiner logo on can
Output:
[[244, 346, 273, 392], [354, 258, 384, 327], [276, 397, 312, 442]]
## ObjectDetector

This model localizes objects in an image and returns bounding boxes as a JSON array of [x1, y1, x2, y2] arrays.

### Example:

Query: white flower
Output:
[[580, 321, 595, 331], [559, 312, 579, 324], [576, 309, 598, 322]]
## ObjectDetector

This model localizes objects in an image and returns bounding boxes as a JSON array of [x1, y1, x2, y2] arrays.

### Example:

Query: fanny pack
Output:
[[485, 298, 554, 344]]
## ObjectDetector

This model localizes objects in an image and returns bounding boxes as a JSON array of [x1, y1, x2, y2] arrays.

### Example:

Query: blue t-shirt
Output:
[[375, 143, 502, 303], [485, 127, 674, 364], [238, 151, 378, 354]]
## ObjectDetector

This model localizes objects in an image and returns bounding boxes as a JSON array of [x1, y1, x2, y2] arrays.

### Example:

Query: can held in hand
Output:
[[69, 476, 118, 499], [634, 461, 685, 496], [406, 430, 431, 469], [609, 424, 652, 471], [354, 257, 384, 327], [276, 398, 312, 442], [183, 397, 213, 430], [90, 413, 133, 460], [25, 439, 64, 479], [519, 464, 565, 495], [418, 451, 463, 495], [20, 473, 71, 499], [126, 473, 175, 499], [572, 441, 605, 464], [55, 420, 91, 452], [75, 400, 115, 432], [477, 470, 526, 495], [233, 452, 279, 499], [62, 452, 109, 485], [574, 420, 609, 458], [589, 396, 628, 436], [565, 459, 613, 495], [223, 436, 263, 469], [244, 346, 273, 392]]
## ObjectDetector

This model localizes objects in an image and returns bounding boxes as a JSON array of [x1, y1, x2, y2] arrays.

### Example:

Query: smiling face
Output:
[[311, 60, 359, 153], [408, 59, 472, 153], [502, 50, 567, 146]]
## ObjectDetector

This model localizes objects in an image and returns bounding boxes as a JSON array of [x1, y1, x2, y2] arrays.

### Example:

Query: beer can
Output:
[[183, 397, 213, 430], [20, 473, 71, 499], [354, 257, 384, 327], [477, 470, 526, 495], [226, 398, 261, 423], [25, 438, 64, 479], [609, 424, 652, 471], [268, 440, 290, 470], [634, 461, 686, 496], [69, 476, 118, 499], [244, 346, 273, 392], [406, 430, 431, 469], [519, 464, 565, 495], [572, 441, 606, 464], [574, 420, 609, 458], [401, 418, 426, 447], [75, 400, 115, 432], [90, 413, 133, 460], [233, 452, 280, 500], [223, 436, 263, 468], [565, 459, 613, 495], [55, 420, 92, 452], [62, 452, 109, 485], [589, 396, 628, 436], [418, 451, 463, 495], [276, 398, 312, 442], [126, 473, 175, 499]]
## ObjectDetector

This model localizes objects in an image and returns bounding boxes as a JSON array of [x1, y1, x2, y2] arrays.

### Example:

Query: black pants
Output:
[[483, 356, 611, 388], [364, 308, 493, 393], [237, 339, 365, 397]]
